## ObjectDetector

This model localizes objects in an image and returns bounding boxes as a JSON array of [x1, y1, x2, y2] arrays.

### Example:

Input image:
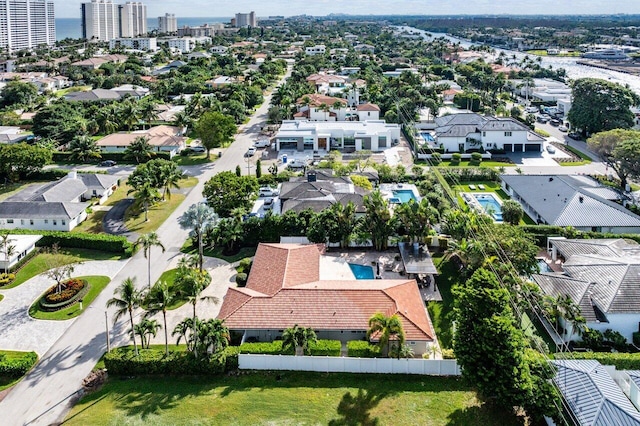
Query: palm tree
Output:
[[145, 280, 176, 355], [0, 234, 16, 272], [132, 318, 161, 349], [172, 317, 197, 352], [197, 319, 230, 357], [69, 134, 101, 163], [139, 99, 158, 129], [176, 266, 215, 358], [128, 183, 159, 222], [159, 163, 183, 200], [124, 136, 153, 164], [282, 324, 318, 356], [118, 99, 141, 131], [107, 277, 143, 356], [367, 312, 405, 358], [178, 203, 219, 271], [135, 232, 165, 289]]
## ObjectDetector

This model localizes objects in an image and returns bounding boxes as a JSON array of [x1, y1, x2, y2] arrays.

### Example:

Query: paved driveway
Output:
[[0, 260, 128, 356], [102, 198, 135, 237]]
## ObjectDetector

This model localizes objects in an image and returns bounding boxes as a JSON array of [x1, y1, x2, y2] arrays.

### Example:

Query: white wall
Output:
[[239, 354, 461, 375], [587, 313, 640, 342]]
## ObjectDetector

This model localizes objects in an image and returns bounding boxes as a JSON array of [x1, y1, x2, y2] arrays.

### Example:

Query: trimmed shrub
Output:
[[441, 348, 456, 359], [239, 340, 293, 355], [0, 273, 15, 286], [237, 258, 253, 274], [52, 151, 170, 164], [450, 153, 461, 165], [0, 352, 38, 378], [430, 152, 442, 165], [308, 340, 341, 357], [235, 273, 248, 287], [104, 346, 237, 376], [347, 340, 381, 358], [7, 230, 134, 256], [554, 352, 640, 370]]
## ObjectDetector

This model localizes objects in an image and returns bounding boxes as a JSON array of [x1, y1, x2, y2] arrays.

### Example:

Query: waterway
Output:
[[395, 25, 640, 94]]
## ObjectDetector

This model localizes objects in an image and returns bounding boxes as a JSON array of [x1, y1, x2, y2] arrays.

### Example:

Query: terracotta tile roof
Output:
[[296, 93, 347, 107], [218, 243, 434, 342], [356, 103, 381, 112], [245, 243, 321, 295]]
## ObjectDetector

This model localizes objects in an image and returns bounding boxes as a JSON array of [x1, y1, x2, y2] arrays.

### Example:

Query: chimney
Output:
[[68, 170, 77, 180], [307, 172, 317, 183]]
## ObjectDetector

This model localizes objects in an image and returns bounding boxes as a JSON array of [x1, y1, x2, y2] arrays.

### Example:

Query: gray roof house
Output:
[[552, 359, 640, 426], [278, 171, 368, 214], [501, 174, 640, 233], [0, 171, 119, 232], [434, 112, 545, 153], [64, 89, 121, 102], [532, 238, 640, 342]]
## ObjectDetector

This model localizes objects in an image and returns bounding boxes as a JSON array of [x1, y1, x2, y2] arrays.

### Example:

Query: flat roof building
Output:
[[0, 0, 55, 52]]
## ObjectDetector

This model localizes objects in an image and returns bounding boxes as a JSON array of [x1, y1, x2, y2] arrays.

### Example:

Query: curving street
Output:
[[0, 68, 291, 426]]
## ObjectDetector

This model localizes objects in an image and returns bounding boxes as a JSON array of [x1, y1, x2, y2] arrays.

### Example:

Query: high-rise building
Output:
[[234, 11, 256, 28], [158, 13, 177, 34], [0, 0, 55, 52], [81, 0, 119, 41], [119, 1, 146, 38], [81, 0, 146, 42]]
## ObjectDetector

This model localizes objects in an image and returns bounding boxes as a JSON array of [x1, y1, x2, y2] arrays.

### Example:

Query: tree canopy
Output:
[[203, 171, 258, 217], [194, 111, 237, 156], [0, 81, 38, 109], [568, 78, 639, 135], [587, 128, 640, 190]]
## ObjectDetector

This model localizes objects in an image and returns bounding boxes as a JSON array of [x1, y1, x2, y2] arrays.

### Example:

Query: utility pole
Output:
[[105, 311, 110, 353]]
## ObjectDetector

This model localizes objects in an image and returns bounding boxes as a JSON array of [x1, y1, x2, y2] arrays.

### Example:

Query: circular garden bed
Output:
[[39, 278, 89, 312]]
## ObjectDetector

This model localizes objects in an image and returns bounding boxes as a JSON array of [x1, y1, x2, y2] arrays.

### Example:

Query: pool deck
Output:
[[379, 183, 422, 204], [536, 250, 565, 273], [322, 249, 442, 302], [461, 192, 503, 223]]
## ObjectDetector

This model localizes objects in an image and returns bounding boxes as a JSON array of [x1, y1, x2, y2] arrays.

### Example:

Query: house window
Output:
[[482, 131, 486, 137], [44, 219, 48, 224], [20, 220, 24, 225], [504, 131, 512, 137], [409, 341, 416, 345], [53, 220, 57, 226], [6, 219, 13, 224], [62, 220, 66, 226], [30, 220, 34, 225]]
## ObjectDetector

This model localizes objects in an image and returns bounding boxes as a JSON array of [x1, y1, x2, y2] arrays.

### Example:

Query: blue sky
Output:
[[54, 1, 640, 19]]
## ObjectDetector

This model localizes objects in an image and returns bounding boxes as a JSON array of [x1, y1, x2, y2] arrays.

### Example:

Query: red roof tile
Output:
[[356, 103, 381, 112], [296, 93, 347, 108]]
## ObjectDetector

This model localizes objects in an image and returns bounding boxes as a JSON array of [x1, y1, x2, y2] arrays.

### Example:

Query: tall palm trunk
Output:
[[193, 301, 198, 359], [144, 201, 149, 222], [129, 308, 139, 356], [163, 309, 168, 356]]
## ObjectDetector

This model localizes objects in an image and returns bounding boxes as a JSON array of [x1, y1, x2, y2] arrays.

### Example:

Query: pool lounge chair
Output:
[[468, 184, 476, 190], [478, 184, 485, 190]]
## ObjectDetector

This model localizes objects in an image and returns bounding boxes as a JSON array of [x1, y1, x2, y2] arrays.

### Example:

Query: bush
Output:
[[239, 340, 292, 355], [347, 340, 381, 358], [430, 152, 442, 165], [441, 348, 456, 359], [0, 352, 38, 378], [43, 278, 85, 304], [235, 273, 248, 287], [7, 230, 134, 256], [237, 257, 253, 274], [554, 352, 640, 370], [308, 340, 341, 356], [52, 151, 170, 164], [104, 346, 237, 376], [0, 273, 15, 286], [450, 153, 462, 165]]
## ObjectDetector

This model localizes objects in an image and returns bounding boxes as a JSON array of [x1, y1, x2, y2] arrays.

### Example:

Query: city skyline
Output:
[[53, 0, 640, 19]]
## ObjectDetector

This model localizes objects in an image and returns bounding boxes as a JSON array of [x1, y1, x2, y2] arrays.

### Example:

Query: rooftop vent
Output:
[[579, 196, 584, 203]]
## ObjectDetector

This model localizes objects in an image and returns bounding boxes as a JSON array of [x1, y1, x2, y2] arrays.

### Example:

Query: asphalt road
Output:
[[0, 68, 291, 426]]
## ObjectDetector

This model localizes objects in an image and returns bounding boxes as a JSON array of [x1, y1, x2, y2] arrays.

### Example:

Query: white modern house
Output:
[[0, 234, 42, 271], [294, 94, 348, 122], [434, 113, 545, 153], [501, 174, 640, 233], [109, 37, 158, 51], [534, 238, 640, 344], [275, 120, 400, 152], [305, 45, 326, 55]]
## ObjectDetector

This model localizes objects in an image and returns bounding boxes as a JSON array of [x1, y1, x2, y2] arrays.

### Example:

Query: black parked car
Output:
[[568, 132, 583, 141], [99, 160, 117, 167]]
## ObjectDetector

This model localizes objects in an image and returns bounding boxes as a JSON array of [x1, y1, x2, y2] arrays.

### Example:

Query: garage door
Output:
[[525, 144, 541, 152], [514, 144, 523, 152], [503, 144, 513, 152]]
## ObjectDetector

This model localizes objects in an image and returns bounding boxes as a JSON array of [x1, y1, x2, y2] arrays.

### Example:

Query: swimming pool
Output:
[[473, 193, 503, 222], [537, 259, 553, 273], [392, 189, 418, 203], [421, 132, 435, 142], [349, 263, 375, 280]]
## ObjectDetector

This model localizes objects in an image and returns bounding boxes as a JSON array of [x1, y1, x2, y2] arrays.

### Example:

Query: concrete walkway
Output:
[[0, 260, 128, 356]]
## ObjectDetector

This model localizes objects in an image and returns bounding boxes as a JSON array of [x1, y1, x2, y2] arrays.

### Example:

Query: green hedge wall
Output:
[[104, 346, 239, 376], [238, 340, 341, 356], [52, 151, 171, 164], [553, 352, 640, 370], [346, 341, 381, 358], [7, 230, 134, 256], [0, 352, 38, 378]]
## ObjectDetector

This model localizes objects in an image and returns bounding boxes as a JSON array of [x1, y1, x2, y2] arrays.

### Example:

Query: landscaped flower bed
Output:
[[0, 273, 15, 287], [39, 278, 89, 311]]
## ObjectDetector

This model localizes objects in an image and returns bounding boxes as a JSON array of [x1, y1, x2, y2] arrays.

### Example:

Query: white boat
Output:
[[581, 49, 629, 60]]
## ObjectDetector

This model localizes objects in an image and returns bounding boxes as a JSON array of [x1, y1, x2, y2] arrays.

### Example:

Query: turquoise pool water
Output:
[[537, 259, 553, 273], [349, 263, 375, 280], [392, 189, 417, 203], [421, 132, 435, 142], [473, 193, 503, 222]]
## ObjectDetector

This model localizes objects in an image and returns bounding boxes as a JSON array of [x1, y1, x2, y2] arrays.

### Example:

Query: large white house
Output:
[[434, 113, 545, 153], [96, 125, 186, 157], [533, 238, 640, 343], [294, 94, 348, 121], [275, 120, 400, 152]]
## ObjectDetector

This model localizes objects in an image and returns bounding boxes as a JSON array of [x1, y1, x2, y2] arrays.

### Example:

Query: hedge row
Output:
[[104, 346, 239, 376], [52, 151, 171, 164], [7, 230, 134, 256], [0, 352, 38, 378], [347, 341, 381, 358], [553, 352, 640, 370], [238, 340, 341, 357]]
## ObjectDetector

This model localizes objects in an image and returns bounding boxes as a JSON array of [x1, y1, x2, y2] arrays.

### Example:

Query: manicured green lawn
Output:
[[28, 276, 110, 320], [125, 177, 197, 234], [148, 269, 187, 310], [453, 182, 535, 225], [173, 153, 215, 166], [0, 350, 38, 392], [559, 160, 591, 167], [0, 294, 3, 302], [7, 249, 121, 289], [428, 255, 457, 350], [64, 372, 523, 426]]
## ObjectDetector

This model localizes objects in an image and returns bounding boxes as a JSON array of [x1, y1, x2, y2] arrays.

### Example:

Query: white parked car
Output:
[[287, 159, 307, 169], [259, 187, 278, 197], [546, 145, 556, 154], [558, 125, 568, 132], [525, 106, 539, 113], [244, 147, 257, 157]]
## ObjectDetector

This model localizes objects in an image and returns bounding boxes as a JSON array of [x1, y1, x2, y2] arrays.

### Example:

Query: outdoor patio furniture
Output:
[[478, 184, 486, 190], [469, 184, 476, 190]]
